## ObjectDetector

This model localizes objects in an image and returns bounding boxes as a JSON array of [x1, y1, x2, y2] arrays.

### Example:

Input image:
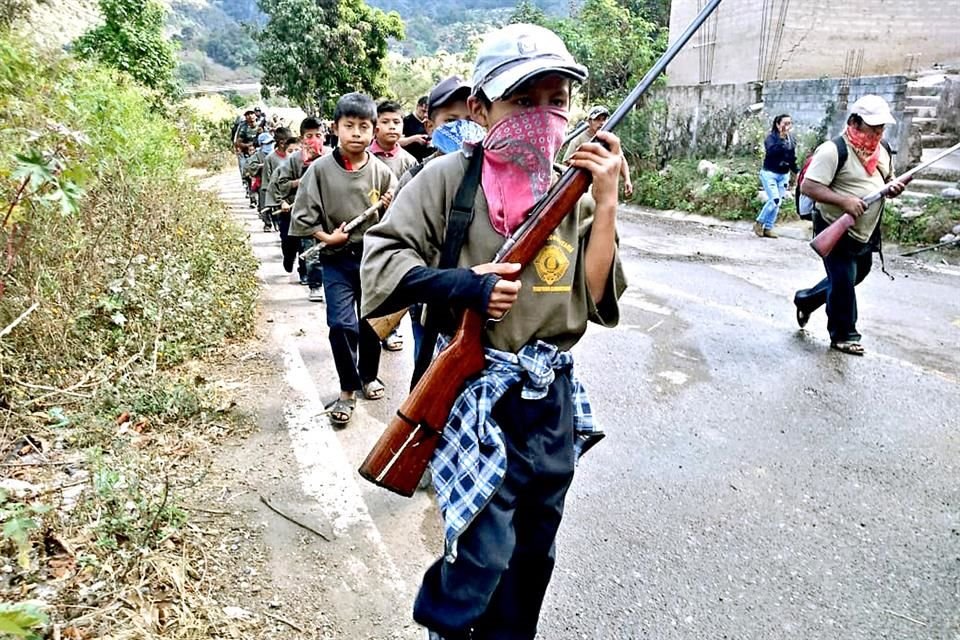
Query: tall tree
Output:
[[509, 0, 665, 106], [73, 0, 178, 96], [256, 0, 404, 115]]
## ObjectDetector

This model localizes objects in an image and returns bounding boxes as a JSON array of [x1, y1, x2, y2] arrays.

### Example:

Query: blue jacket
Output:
[[762, 132, 799, 174]]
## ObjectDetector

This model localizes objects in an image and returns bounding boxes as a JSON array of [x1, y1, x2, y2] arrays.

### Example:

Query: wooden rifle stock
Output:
[[359, 0, 724, 497], [358, 312, 485, 496], [357, 175, 592, 496]]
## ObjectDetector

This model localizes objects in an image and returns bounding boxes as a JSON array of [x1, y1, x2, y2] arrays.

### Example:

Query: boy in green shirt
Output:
[[290, 93, 397, 425]]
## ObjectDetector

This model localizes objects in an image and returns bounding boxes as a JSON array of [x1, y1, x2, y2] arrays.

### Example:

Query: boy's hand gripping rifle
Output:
[[358, 0, 725, 497], [299, 201, 384, 262]]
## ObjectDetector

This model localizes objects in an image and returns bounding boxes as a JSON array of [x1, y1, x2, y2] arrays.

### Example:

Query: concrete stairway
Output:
[[901, 72, 959, 205]]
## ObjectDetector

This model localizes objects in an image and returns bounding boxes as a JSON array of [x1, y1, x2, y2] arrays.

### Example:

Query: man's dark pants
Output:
[[321, 248, 380, 391], [414, 371, 577, 640], [795, 214, 875, 343]]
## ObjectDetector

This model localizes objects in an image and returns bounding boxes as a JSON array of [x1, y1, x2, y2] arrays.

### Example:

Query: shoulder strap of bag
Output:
[[411, 148, 484, 387]]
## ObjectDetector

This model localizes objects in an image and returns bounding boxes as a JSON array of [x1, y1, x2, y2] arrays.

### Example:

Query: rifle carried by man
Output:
[[359, 0, 725, 497]]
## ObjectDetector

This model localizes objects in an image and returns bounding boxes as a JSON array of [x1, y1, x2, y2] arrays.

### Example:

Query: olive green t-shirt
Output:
[[361, 151, 626, 354], [289, 153, 397, 255], [804, 135, 894, 243], [274, 150, 308, 203], [562, 129, 592, 163]]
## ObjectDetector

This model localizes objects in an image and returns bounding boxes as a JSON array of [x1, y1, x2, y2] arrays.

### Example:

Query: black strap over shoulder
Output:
[[438, 148, 484, 269], [411, 148, 484, 387]]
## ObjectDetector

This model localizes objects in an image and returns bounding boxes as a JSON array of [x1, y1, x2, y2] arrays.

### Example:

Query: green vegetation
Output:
[[256, 0, 404, 113], [882, 198, 960, 246], [632, 157, 765, 220], [512, 0, 666, 106], [0, 29, 256, 635], [73, 0, 179, 97]]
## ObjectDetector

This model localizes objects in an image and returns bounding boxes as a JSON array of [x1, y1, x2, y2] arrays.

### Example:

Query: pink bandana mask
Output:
[[481, 106, 569, 237]]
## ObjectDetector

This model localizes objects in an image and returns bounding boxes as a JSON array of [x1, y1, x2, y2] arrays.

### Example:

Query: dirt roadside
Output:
[[184, 170, 438, 639]]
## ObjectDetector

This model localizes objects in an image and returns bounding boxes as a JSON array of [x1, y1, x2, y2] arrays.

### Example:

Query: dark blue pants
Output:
[[414, 371, 577, 640], [321, 250, 380, 392], [795, 215, 875, 343], [299, 238, 323, 286], [410, 304, 425, 363], [276, 213, 301, 274]]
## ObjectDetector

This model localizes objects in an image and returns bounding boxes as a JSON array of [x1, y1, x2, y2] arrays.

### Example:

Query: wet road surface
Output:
[[224, 167, 959, 640]]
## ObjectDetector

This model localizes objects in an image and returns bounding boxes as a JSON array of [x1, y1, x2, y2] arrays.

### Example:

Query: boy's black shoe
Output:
[[282, 252, 296, 273]]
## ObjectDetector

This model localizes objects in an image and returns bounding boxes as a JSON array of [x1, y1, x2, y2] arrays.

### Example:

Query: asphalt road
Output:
[[221, 166, 959, 640], [539, 209, 960, 639]]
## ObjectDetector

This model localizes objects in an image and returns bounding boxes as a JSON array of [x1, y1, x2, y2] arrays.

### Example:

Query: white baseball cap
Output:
[[850, 95, 896, 126], [472, 23, 588, 102]]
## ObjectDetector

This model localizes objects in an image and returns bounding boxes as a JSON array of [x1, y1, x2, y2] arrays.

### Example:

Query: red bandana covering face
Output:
[[481, 105, 569, 237], [845, 124, 883, 175], [302, 136, 323, 166]]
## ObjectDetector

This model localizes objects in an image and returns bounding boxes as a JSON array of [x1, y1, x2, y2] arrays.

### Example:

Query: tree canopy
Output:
[[509, 0, 666, 106], [255, 0, 404, 115], [73, 0, 178, 96]]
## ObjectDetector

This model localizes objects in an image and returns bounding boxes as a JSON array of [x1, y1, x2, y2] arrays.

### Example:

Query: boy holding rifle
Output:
[[360, 24, 626, 640], [793, 95, 905, 356], [291, 93, 397, 426], [276, 117, 326, 296]]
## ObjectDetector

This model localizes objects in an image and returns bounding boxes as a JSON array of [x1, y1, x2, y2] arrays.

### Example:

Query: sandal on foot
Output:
[[796, 307, 810, 329], [382, 335, 403, 351], [327, 397, 356, 425], [362, 379, 385, 400], [831, 341, 864, 356]]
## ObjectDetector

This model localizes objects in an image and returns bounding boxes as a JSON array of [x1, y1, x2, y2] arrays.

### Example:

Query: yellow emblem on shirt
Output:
[[533, 235, 572, 292], [368, 189, 381, 206]]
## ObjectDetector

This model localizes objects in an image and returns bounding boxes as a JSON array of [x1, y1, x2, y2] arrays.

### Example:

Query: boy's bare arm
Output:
[[566, 131, 621, 303]]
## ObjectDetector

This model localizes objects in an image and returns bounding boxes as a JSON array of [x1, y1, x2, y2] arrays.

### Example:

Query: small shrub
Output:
[[883, 197, 960, 246], [633, 156, 762, 219]]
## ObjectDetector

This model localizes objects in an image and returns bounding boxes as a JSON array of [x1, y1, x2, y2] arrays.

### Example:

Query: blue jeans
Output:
[[756, 169, 790, 229], [299, 238, 323, 287]]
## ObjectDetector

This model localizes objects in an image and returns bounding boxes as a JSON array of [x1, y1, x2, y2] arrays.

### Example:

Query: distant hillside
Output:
[[368, 0, 570, 56], [21, 0, 263, 86]]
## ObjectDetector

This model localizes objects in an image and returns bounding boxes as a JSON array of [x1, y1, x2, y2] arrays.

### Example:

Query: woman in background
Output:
[[754, 113, 799, 238]]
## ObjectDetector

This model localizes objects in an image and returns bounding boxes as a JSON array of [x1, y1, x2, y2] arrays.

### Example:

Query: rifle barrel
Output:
[[495, 0, 724, 262]]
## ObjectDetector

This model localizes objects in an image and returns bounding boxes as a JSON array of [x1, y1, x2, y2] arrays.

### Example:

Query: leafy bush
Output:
[[632, 157, 763, 220], [882, 198, 960, 246], [0, 33, 256, 404]]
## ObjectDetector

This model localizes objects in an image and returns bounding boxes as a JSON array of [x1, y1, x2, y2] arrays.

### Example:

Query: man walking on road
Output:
[[563, 105, 633, 198], [793, 95, 904, 356]]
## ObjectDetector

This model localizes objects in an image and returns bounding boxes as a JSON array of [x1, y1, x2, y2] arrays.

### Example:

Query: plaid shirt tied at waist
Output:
[[430, 337, 603, 561]]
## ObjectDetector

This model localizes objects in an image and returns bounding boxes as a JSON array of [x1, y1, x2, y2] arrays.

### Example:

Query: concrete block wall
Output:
[[667, 0, 960, 87], [645, 83, 761, 159], [648, 75, 913, 172]]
